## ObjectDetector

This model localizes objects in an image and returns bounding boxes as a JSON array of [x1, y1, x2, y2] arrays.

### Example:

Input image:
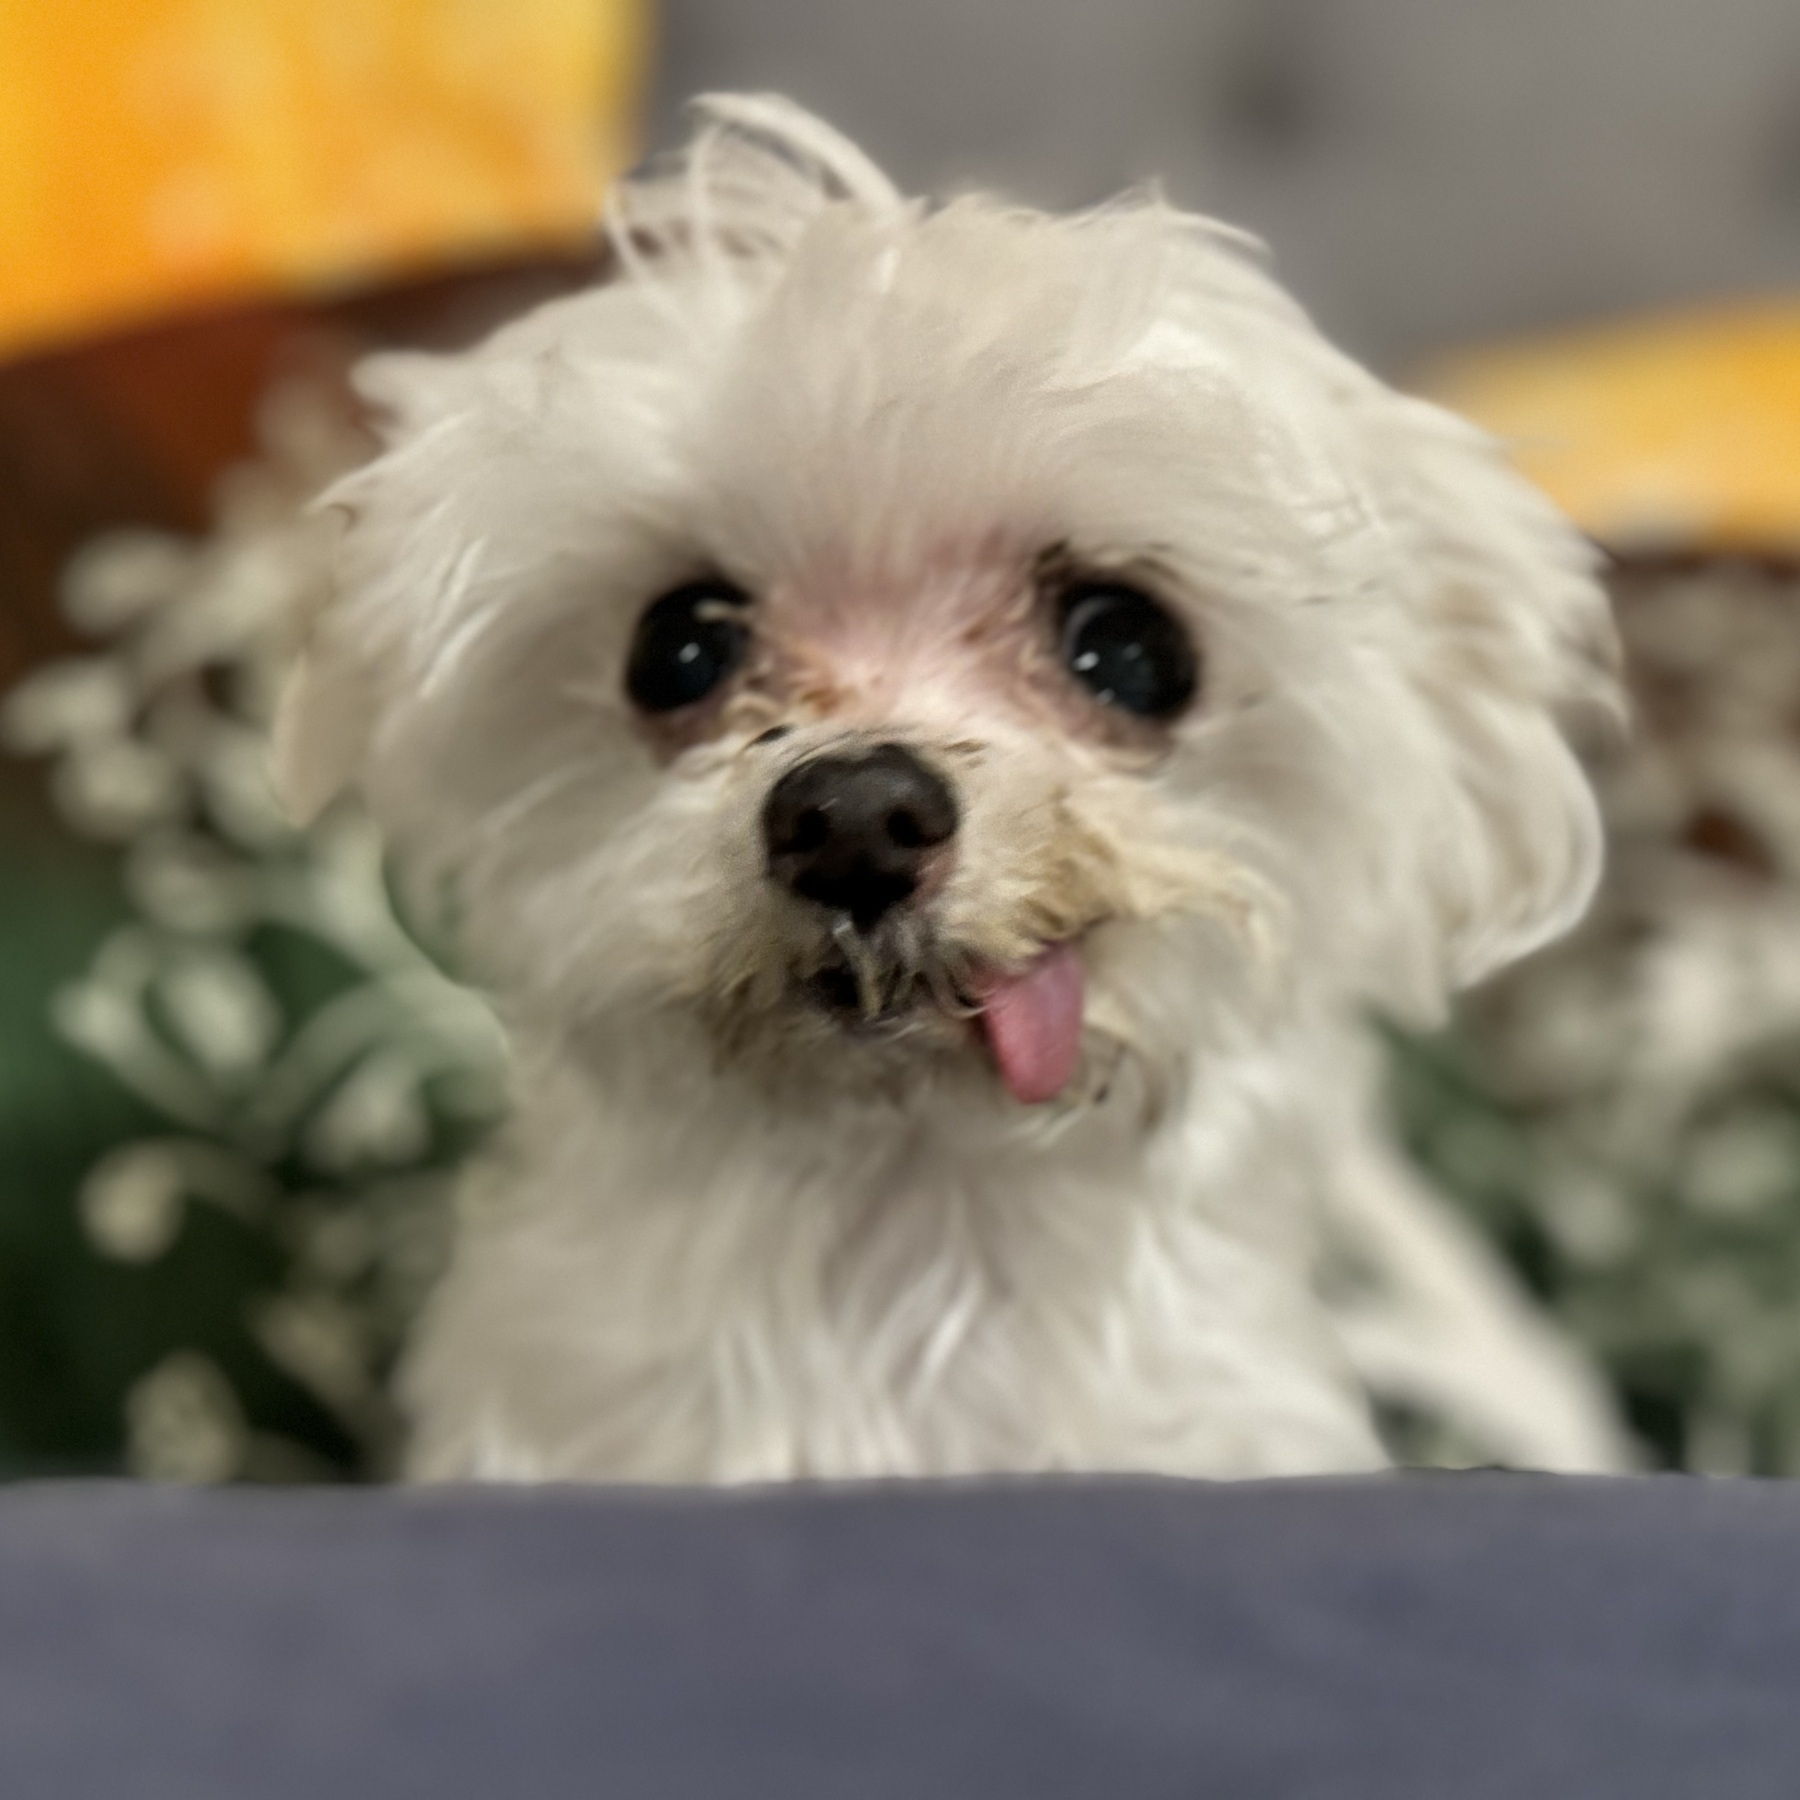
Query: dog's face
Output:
[[276, 98, 1619, 1117]]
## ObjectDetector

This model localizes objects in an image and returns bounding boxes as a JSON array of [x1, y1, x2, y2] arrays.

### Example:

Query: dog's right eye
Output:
[[1058, 581, 1198, 720], [626, 580, 752, 712]]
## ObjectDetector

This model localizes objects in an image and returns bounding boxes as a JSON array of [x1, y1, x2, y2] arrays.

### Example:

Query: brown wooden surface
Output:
[[0, 254, 603, 696]]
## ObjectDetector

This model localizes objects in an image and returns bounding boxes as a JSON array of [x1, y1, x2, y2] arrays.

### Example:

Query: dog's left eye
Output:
[[1059, 583, 1198, 719], [626, 579, 752, 712]]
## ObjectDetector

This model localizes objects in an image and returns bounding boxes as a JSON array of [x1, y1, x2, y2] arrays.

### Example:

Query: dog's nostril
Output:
[[787, 806, 831, 854], [885, 804, 952, 850], [762, 743, 960, 930]]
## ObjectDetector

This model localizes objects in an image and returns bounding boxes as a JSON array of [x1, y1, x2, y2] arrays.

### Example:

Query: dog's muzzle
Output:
[[762, 742, 958, 930]]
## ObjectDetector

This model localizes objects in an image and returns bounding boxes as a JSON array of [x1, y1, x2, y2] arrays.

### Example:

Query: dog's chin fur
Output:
[[273, 94, 1623, 1482]]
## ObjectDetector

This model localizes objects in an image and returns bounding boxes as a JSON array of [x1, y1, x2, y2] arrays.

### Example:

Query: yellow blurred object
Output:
[[0, 0, 645, 357], [1426, 302, 1800, 551]]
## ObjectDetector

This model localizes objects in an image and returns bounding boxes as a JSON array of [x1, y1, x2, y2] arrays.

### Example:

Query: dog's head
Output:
[[275, 95, 1619, 1116]]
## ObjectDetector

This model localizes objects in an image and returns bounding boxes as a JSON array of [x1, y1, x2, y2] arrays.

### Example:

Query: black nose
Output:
[[763, 743, 960, 930]]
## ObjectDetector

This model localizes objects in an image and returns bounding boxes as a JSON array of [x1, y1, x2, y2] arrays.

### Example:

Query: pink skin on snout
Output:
[[757, 550, 1043, 726]]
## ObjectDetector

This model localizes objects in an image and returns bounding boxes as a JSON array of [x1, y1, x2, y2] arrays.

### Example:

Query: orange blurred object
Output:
[[0, 0, 644, 358], [1426, 301, 1800, 552]]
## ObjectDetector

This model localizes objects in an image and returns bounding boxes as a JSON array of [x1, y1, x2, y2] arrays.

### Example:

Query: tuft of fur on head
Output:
[[274, 96, 1624, 1481]]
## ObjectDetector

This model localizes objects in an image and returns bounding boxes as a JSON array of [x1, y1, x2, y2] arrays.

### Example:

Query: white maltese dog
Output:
[[275, 96, 1625, 1482]]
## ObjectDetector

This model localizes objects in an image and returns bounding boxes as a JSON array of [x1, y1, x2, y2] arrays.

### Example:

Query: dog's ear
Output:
[[1378, 392, 1622, 992], [271, 626, 374, 826], [269, 355, 439, 828]]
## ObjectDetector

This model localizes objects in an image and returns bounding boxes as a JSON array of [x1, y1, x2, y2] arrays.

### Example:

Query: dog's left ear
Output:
[[269, 358, 429, 827], [271, 636, 373, 825], [1377, 391, 1623, 994]]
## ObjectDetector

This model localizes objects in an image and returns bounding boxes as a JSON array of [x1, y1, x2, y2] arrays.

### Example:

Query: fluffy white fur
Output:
[[275, 96, 1624, 1482]]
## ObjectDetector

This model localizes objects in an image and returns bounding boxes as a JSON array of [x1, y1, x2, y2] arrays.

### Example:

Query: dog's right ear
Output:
[[271, 632, 373, 826]]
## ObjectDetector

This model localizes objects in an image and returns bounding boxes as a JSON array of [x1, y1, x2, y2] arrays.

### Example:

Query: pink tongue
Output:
[[976, 943, 1085, 1105]]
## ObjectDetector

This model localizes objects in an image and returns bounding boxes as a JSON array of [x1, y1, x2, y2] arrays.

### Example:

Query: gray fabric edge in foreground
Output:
[[0, 1472, 1796, 1800]]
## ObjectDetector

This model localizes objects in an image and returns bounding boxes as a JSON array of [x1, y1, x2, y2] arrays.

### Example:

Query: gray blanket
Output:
[[1, 1473, 1795, 1798]]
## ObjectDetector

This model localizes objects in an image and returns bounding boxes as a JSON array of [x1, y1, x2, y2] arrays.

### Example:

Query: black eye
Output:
[[1059, 582, 1198, 718], [626, 579, 752, 712]]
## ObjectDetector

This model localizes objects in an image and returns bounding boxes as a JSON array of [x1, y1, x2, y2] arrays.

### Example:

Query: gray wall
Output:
[[652, 0, 1800, 365]]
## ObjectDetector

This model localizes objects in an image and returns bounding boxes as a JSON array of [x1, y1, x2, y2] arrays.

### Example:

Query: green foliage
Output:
[[0, 408, 505, 1481], [1390, 1015, 1800, 1474]]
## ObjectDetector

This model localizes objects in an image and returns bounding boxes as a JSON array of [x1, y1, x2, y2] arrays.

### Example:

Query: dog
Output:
[[273, 95, 1625, 1482]]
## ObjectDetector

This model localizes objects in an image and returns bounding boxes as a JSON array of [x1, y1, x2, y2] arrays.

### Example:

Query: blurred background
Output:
[[4, 0, 1800, 1481]]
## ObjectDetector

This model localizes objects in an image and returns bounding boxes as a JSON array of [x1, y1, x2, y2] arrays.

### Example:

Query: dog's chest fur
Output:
[[400, 1030, 1385, 1482]]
